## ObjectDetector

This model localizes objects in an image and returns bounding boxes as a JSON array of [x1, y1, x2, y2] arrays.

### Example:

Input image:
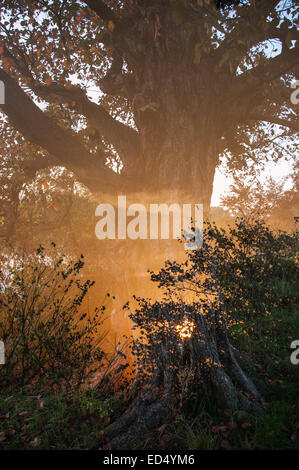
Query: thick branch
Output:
[[1, 44, 140, 165], [249, 113, 299, 132], [216, 0, 280, 54], [243, 45, 299, 85], [0, 69, 122, 191], [99, 53, 136, 99], [82, 0, 136, 54], [35, 82, 140, 167], [83, 0, 119, 23], [231, 46, 299, 121], [214, 1, 296, 73]]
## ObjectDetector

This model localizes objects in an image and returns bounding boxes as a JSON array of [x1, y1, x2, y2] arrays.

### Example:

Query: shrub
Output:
[[129, 218, 298, 383], [0, 244, 107, 392], [206, 218, 298, 322]]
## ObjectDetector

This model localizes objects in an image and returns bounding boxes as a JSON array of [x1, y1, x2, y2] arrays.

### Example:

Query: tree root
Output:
[[101, 341, 263, 449]]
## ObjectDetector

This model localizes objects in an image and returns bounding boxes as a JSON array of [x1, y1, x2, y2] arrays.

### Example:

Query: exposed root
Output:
[[106, 395, 175, 449], [102, 335, 263, 448]]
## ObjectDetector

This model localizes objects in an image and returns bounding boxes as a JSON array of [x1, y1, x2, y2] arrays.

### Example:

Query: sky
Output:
[[211, 158, 294, 207]]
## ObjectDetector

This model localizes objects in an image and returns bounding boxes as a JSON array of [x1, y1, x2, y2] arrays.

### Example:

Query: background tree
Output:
[[220, 160, 298, 228]]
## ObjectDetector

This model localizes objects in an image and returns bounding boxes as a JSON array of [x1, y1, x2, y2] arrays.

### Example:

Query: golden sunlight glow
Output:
[[175, 319, 194, 340]]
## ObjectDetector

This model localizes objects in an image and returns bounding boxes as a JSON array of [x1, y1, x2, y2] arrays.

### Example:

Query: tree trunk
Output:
[[100, 248, 263, 449], [94, 117, 221, 336], [102, 316, 262, 449]]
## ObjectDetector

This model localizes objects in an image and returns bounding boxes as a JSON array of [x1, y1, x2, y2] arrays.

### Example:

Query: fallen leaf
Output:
[[38, 418, 46, 428], [30, 437, 39, 447], [107, 20, 115, 32], [221, 439, 231, 450], [241, 422, 251, 429], [228, 421, 238, 430], [212, 425, 227, 433]]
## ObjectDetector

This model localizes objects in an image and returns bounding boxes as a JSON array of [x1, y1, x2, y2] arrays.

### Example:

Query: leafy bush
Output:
[[0, 244, 107, 392], [128, 218, 298, 382], [206, 218, 298, 321], [150, 217, 298, 321]]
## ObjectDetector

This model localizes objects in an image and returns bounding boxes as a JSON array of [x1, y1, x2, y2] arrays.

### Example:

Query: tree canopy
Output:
[[0, 0, 298, 208]]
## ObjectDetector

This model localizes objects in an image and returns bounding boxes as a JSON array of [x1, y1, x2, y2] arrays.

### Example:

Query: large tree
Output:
[[0, 0, 298, 211]]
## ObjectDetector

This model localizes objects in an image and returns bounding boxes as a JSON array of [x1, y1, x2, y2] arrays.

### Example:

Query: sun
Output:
[[175, 319, 194, 340]]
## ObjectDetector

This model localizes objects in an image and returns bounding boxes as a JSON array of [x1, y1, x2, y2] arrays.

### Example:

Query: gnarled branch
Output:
[[1, 44, 140, 166], [249, 113, 299, 132], [83, 0, 119, 23], [34, 82, 140, 167], [0, 68, 122, 192]]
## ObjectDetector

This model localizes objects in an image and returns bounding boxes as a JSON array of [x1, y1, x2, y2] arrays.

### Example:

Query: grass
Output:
[[0, 391, 118, 450]]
